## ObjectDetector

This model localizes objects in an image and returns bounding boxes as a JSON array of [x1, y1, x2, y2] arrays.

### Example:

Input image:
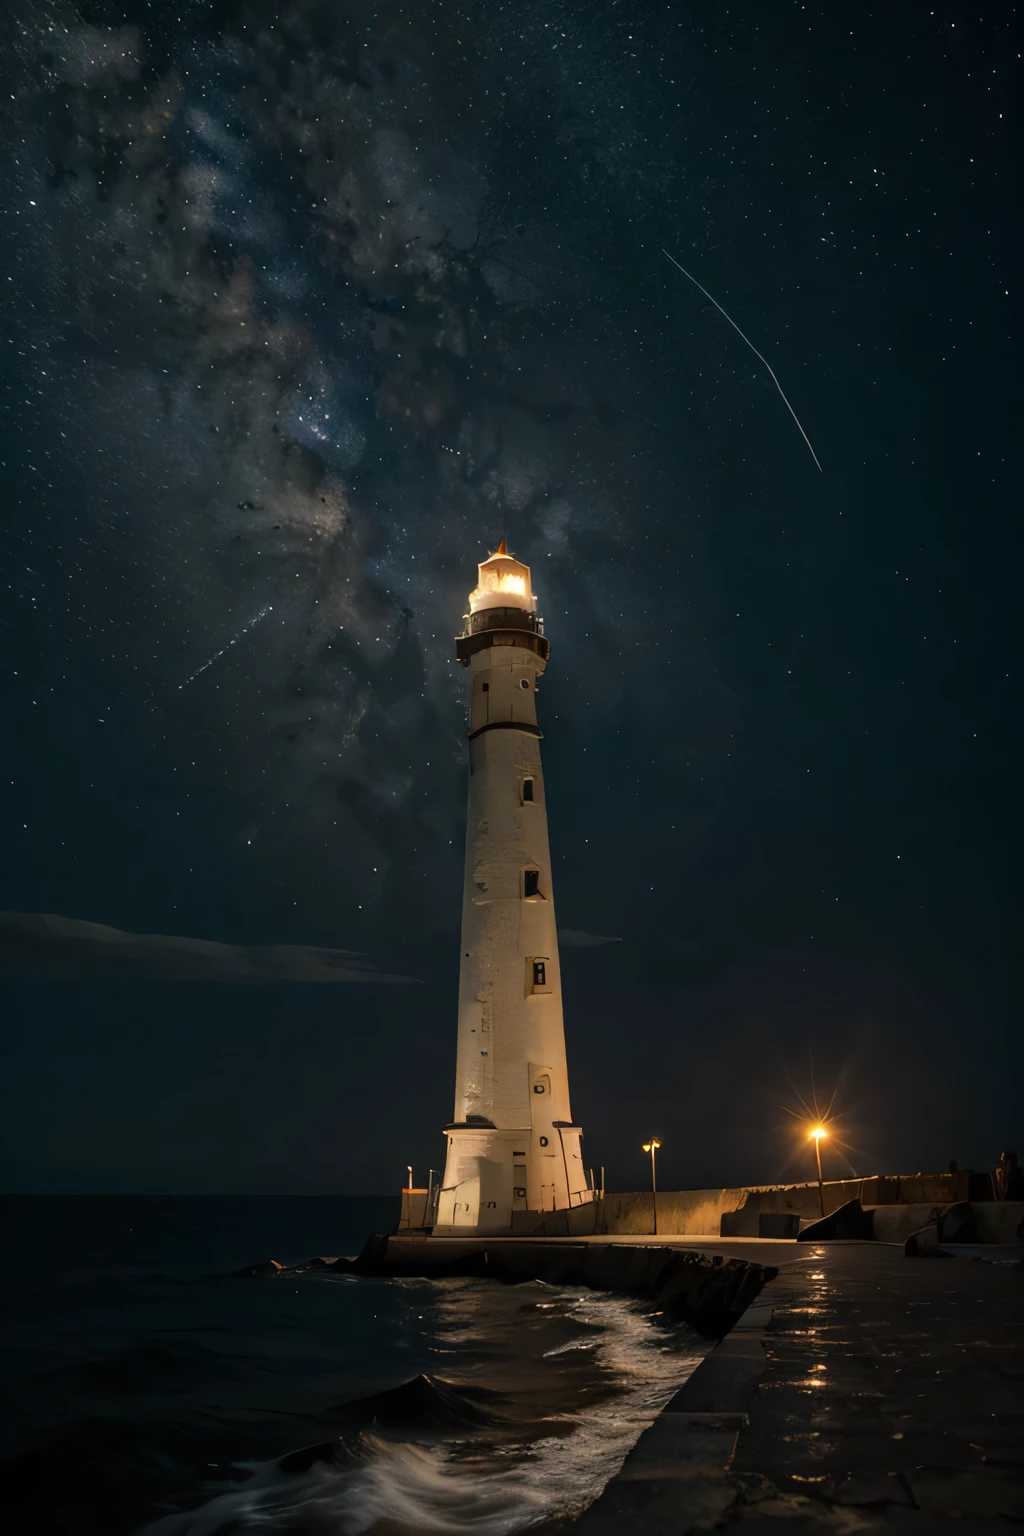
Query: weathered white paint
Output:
[[434, 548, 593, 1234]]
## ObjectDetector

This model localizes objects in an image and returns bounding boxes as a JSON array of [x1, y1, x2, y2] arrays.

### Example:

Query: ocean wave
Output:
[[140, 1287, 707, 1535], [324, 1373, 512, 1436], [144, 1436, 554, 1536]]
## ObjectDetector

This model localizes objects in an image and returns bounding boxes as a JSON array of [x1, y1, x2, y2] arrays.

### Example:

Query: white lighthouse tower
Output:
[[434, 543, 593, 1234]]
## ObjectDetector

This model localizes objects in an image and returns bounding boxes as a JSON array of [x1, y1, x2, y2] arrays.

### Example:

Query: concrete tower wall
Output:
[[434, 550, 592, 1234]]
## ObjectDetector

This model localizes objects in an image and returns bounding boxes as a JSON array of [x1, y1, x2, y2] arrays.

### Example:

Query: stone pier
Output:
[[577, 1238, 1024, 1531]]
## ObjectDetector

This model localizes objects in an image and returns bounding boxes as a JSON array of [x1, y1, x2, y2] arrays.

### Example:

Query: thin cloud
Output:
[[0, 913, 418, 985]]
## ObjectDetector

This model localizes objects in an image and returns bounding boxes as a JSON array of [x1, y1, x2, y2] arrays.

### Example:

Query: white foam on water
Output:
[[142, 1287, 708, 1535]]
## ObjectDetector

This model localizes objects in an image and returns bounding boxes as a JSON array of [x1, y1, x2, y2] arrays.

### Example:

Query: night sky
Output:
[[1, 1, 1017, 1196]]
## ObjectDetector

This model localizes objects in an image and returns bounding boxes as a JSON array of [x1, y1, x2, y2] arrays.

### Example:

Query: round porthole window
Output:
[[514, 1186, 526, 1198], [519, 677, 530, 689], [539, 1136, 549, 1147], [533, 1083, 546, 1093]]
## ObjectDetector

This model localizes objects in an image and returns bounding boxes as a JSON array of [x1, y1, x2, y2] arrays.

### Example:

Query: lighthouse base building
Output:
[[432, 544, 594, 1235]]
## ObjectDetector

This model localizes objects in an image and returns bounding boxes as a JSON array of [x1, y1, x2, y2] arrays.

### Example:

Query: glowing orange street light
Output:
[[642, 1138, 662, 1235], [809, 1125, 828, 1215]]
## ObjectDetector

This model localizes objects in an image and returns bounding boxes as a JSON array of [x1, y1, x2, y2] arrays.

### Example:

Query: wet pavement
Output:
[[577, 1240, 1024, 1532]]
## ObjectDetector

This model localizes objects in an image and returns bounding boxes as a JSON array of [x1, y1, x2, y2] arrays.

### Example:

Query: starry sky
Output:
[[1, 0, 1017, 1195]]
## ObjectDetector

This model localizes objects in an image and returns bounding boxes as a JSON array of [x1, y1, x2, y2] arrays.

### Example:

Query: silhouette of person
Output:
[[994, 1150, 1024, 1200]]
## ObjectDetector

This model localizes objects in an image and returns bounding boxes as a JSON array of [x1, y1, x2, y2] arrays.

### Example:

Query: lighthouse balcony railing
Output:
[[460, 606, 545, 639], [456, 606, 550, 665]]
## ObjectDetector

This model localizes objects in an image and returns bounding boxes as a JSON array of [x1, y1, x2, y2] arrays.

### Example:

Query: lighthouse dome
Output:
[[468, 541, 537, 615]]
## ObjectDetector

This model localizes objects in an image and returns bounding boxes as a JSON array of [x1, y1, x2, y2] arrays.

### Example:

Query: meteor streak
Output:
[[662, 248, 823, 473], [178, 605, 272, 691]]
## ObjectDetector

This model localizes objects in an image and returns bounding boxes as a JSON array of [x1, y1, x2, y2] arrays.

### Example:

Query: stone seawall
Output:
[[338, 1235, 778, 1339], [512, 1171, 996, 1238]]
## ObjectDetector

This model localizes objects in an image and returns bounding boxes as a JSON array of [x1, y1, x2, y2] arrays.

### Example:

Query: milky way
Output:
[[3, 0, 736, 938]]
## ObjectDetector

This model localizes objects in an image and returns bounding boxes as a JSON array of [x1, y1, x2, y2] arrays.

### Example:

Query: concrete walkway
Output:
[[577, 1240, 1024, 1532]]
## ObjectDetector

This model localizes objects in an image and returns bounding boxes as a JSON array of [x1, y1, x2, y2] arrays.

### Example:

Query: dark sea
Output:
[[0, 1197, 707, 1535]]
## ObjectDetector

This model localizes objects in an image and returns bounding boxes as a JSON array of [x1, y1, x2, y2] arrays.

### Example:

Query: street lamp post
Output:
[[642, 1138, 661, 1235], [809, 1126, 827, 1216]]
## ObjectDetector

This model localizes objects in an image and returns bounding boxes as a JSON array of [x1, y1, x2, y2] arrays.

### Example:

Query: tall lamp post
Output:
[[642, 1138, 661, 1235], [809, 1126, 827, 1216]]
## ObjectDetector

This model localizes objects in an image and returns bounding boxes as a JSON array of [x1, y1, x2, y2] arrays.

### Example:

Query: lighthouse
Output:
[[434, 543, 593, 1233]]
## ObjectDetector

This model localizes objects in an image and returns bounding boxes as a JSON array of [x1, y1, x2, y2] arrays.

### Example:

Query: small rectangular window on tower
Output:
[[523, 868, 541, 899], [526, 956, 552, 995], [521, 776, 534, 803]]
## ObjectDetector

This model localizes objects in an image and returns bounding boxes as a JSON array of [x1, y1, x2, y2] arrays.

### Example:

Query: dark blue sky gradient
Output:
[[1, 0, 1017, 1193]]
